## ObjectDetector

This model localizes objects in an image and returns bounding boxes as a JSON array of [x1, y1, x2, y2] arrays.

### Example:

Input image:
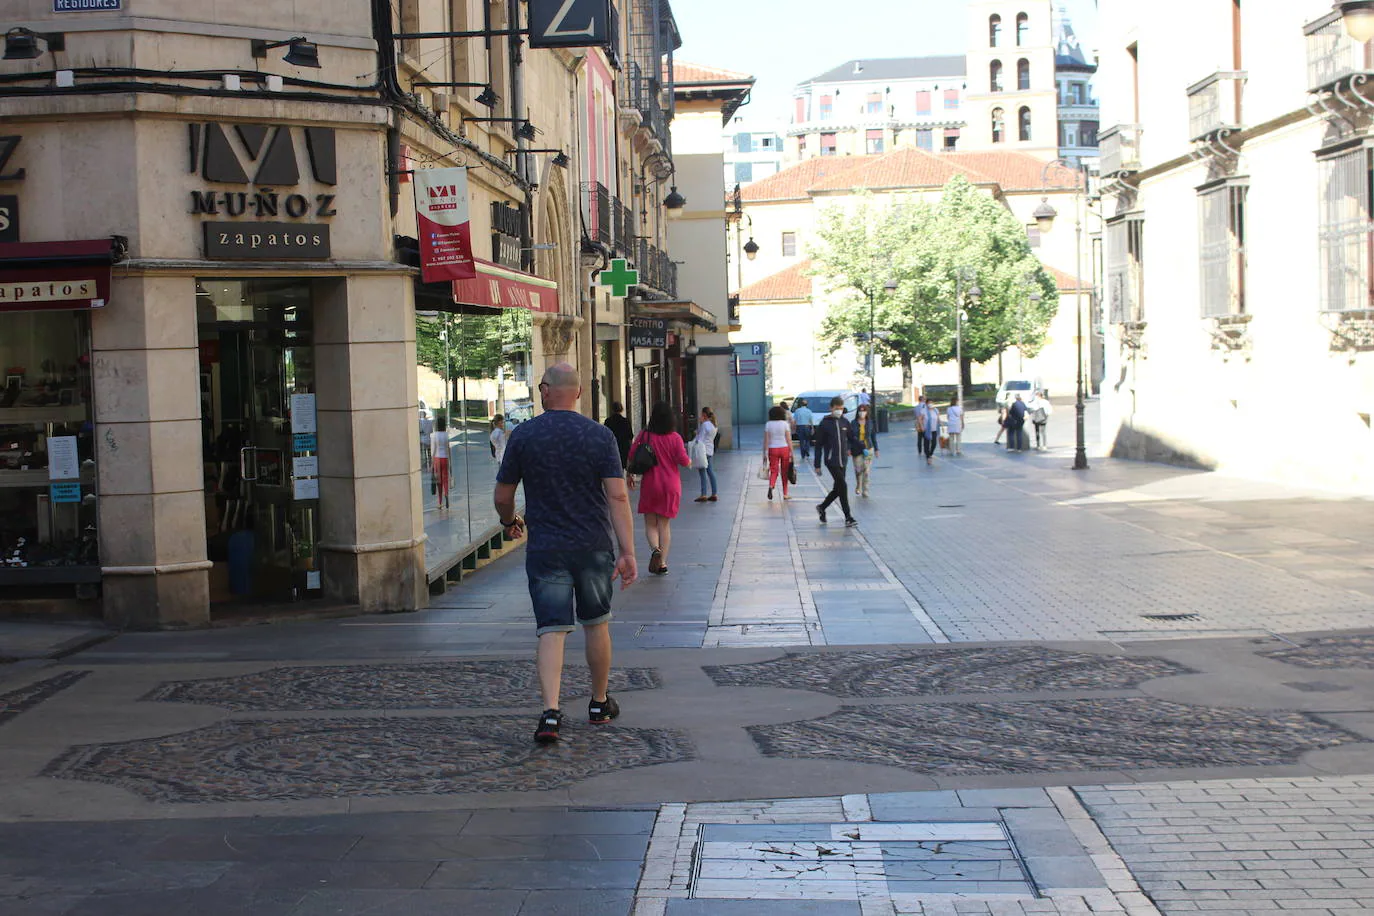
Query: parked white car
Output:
[[996, 378, 1041, 409]]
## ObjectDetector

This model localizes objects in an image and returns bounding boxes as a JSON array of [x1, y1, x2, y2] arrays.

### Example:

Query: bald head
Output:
[[539, 362, 581, 411]]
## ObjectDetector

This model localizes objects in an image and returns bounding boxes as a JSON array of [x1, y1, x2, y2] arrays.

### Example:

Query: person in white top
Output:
[[1026, 390, 1053, 450], [430, 416, 452, 510], [490, 414, 509, 464], [945, 398, 965, 457], [763, 405, 794, 501], [692, 407, 719, 503]]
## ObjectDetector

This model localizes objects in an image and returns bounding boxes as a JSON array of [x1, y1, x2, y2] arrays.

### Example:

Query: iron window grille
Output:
[[1317, 145, 1374, 313], [1198, 180, 1249, 317], [1107, 213, 1146, 324]]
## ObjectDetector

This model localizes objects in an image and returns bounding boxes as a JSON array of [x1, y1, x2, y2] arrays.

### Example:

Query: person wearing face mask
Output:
[[813, 396, 860, 528], [852, 403, 879, 497]]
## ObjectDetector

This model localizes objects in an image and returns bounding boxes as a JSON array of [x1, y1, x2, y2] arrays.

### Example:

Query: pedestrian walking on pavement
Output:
[[792, 398, 815, 460], [489, 414, 509, 464], [629, 401, 690, 576], [430, 416, 452, 510], [492, 363, 638, 745], [852, 402, 879, 497], [764, 405, 794, 501], [1006, 394, 1029, 451], [604, 402, 634, 472], [917, 398, 941, 465], [692, 407, 719, 503], [994, 404, 1007, 445], [1026, 389, 1053, 450], [419, 410, 433, 465], [814, 396, 859, 528], [945, 397, 965, 457]]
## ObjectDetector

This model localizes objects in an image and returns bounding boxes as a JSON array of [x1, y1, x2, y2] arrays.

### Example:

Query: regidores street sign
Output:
[[54, 0, 122, 10], [528, 0, 613, 49]]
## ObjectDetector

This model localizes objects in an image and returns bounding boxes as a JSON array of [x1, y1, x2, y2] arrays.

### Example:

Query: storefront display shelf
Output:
[[0, 406, 88, 424], [0, 566, 101, 585]]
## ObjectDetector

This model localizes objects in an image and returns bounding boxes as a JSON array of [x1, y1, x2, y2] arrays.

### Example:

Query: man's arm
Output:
[[602, 476, 638, 589], [494, 482, 523, 538]]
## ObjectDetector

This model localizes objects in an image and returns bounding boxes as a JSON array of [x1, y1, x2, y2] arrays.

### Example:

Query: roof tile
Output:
[[738, 260, 813, 302]]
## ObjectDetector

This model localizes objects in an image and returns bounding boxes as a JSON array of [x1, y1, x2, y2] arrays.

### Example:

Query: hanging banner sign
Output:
[[413, 168, 477, 283], [528, 0, 612, 49]]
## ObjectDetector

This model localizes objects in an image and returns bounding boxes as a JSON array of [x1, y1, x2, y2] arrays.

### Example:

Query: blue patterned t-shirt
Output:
[[496, 409, 625, 552]]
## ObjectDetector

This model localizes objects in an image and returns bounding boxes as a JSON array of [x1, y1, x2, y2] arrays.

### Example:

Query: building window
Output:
[[1069, 82, 1086, 105], [944, 128, 960, 150], [734, 161, 754, 183], [736, 132, 753, 153], [866, 92, 883, 115], [1318, 148, 1372, 313], [944, 89, 959, 111], [990, 60, 1004, 93], [1081, 121, 1098, 146], [1107, 214, 1146, 323], [916, 129, 934, 150], [916, 91, 932, 116], [1060, 123, 1078, 148], [865, 129, 884, 154], [794, 97, 806, 123], [1018, 106, 1032, 142], [1016, 12, 1029, 46], [1199, 181, 1248, 317], [782, 231, 797, 257], [821, 133, 837, 156], [990, 14, 1002, 47], [761, 136, 774, 149], [1017, 59, 1030, 91], [798, 135, 807, 156], [991, 108, 1005, 144], [819, 95, 833, 120]]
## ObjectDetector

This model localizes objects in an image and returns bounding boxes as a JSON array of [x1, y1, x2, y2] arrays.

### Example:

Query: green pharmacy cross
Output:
[[598, 259, 640, 297]]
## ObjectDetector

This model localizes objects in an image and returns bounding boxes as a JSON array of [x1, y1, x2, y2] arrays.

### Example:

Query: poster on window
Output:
[[413, 167, 477, 283]]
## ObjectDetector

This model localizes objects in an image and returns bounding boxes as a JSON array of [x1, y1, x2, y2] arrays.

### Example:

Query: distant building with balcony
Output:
[[1095, 0, 1374, 491], [724, 117, 786, 187], [786, 2, 1095, 163]]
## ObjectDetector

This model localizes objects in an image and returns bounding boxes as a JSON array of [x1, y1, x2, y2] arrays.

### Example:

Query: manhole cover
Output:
[[691, 822, 1034, 901]]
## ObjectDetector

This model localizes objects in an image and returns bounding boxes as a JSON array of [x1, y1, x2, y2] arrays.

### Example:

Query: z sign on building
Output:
[[413, 168, 476, 283], [528, 0, 612, 49]]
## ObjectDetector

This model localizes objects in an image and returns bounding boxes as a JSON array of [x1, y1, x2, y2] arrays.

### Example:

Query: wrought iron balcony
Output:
[[1306, 10, 1374, 93], [613, 198, 635, 256], [1187, 71, 1246, 141], [1099, 124, 1142, 177], [580, 182, 612, 247]]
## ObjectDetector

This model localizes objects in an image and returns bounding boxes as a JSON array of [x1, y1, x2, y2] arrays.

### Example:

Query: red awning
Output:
[[451, 259, 559, 314], [0, 239, 120, 313]]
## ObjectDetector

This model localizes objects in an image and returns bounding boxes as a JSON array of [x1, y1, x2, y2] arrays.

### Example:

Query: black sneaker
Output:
[[845, 517, 859, 528], [817, 504, 827, 524], [534, 708, 562, 744], [588, 694, 620, 724]]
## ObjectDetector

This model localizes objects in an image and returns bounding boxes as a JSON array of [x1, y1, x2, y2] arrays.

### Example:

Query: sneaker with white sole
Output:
[[534, 708, 562, 744], [588, 694, 620, 724]]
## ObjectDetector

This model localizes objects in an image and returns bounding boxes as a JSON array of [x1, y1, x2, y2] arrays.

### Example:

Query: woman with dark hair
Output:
[[628, 401, 690, 575], [430, 416, 451, 511], [764, 404, 794, 500]]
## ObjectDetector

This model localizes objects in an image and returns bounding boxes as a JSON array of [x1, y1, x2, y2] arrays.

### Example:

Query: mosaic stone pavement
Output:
[[703, 646, 1191, 697], [748, 698, 1363, 776], [44, 715, 695, 802], [0, 670, 89, 728], [1260, 633, 1374, 670], [144, 661, 662, 710]]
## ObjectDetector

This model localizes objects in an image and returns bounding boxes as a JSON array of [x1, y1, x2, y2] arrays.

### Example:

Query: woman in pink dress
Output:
[[628, 401, 690, 576]]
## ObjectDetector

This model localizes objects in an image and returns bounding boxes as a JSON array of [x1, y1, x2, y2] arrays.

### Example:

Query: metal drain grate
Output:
[[1142, 613, 1203, 622]]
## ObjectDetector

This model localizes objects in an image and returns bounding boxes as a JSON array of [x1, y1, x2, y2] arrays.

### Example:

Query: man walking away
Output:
[[945, 397, 965, 457], [1027, 390, 1053, 450], [917, 398, 941, 466], [792, 398, 815, 460], [604, 401, 633, 472], [495, 364, 638, 745], [814, 396, 859, 528], [1007, 394, 1029, 452]]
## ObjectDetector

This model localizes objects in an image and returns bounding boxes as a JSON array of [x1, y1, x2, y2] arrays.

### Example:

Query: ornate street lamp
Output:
[[1038, 158, 1090, 471], [1338, 1, 1374, 43]]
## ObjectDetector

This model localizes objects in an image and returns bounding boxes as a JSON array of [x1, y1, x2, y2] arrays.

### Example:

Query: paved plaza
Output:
[[4, 411, 1374, 914]]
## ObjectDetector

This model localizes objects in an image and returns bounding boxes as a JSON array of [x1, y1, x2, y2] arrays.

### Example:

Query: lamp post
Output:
[[953, 268, 981, 409], [1033, 158, 1090, 471], [1338, 1, 1374, 42]]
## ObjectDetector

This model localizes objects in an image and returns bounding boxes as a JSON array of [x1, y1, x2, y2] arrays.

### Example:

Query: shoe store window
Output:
[[0, 309, 99, 591]]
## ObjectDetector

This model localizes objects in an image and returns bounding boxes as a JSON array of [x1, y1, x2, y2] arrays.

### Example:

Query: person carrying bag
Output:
[[626, 430, 658, 476]]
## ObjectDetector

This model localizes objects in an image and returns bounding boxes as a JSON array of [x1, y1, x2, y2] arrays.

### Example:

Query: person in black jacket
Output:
[[604, 402, 634, 471], [813, 396, 859, 528]]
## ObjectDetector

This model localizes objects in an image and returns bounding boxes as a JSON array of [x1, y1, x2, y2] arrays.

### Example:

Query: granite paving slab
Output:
[[0, 671, 90, 728], [1259, 631, 1374, 669]]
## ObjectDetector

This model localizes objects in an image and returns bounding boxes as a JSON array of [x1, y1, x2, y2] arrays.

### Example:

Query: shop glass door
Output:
[[197, 279, 321, 605]]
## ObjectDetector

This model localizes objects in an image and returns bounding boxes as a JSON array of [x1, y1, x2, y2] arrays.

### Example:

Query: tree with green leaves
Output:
[[811, 175, 1059, 395], [415, 309, 532, 414]]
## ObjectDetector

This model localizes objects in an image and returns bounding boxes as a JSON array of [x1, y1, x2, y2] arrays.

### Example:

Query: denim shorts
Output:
[[526, 550, 616, 636]]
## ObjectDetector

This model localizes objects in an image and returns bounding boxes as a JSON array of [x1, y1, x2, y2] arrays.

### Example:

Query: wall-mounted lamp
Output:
[[663, 186, 687, 218], [5, 28, 64, 60], [468, 118, 538, 141], [251, 36, 321, 68], [743, 237, 760, 260], [1032, 197, 1058, 233], [413, 81, 500, 109], [1338, 0, 1374, 42]]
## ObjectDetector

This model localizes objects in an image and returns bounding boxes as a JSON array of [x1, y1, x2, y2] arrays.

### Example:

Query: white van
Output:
[[996, 378, 1041, 409]]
